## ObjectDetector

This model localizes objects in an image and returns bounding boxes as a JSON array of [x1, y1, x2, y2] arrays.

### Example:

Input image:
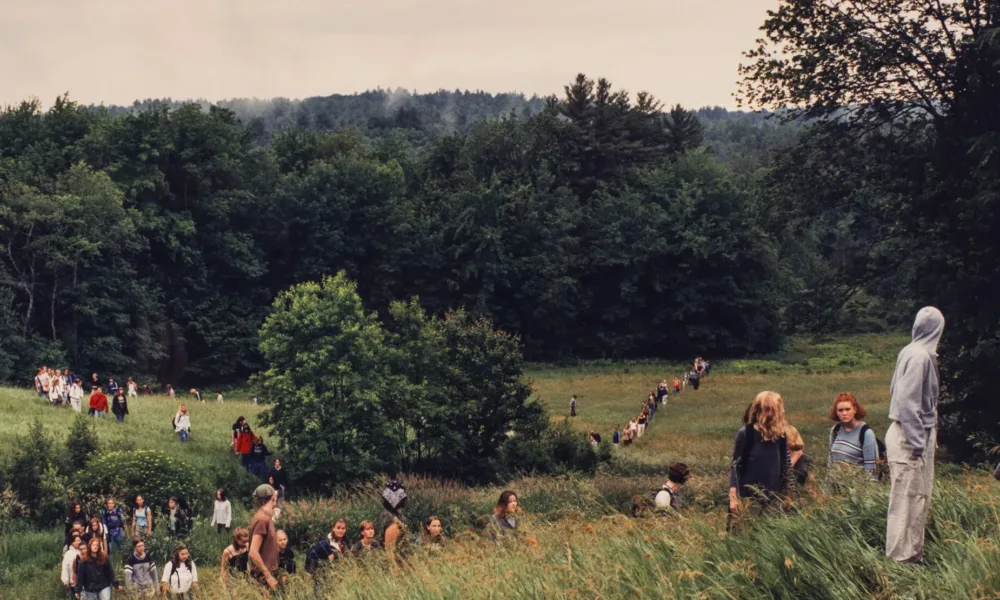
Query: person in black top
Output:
[[250, 435, 272, 480], [231, 417, 246, 454], [76, 537, 121, 597], [65, 503, 88, 540], [276, 530, 295, 585], [729, 391, 795, 518], [266, 458, 288, 503]]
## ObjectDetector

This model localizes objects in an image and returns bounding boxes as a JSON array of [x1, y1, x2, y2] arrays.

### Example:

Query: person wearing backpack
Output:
[[828, 392, 883, 479], [728, 391, 795, 520], [101, 497, 128, 555]]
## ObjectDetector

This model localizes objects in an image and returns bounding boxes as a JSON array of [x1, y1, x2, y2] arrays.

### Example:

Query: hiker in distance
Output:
[[885, 306, 944, 564]]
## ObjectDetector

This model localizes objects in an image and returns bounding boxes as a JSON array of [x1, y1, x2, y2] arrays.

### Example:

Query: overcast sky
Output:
[[1, 0, 777, 109]]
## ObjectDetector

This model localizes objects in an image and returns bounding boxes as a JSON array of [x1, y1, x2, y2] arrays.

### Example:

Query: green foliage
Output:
[[64, 414, 100, 473], [4, 420, 66, 524], [737, 0, 1000, 458], [386, 300, 544, 483], [75, 450, 208, 515], [254, 272, 403, 492]]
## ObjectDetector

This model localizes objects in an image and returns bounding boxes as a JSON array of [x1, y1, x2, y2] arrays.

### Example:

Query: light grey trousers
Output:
[[885, 421, 935, 563]]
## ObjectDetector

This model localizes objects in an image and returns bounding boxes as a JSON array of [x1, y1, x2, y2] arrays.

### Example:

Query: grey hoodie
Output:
[[888, 306, 945, 457]]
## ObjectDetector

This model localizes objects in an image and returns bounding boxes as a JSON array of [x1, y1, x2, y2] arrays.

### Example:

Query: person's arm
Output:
[[161, 561, 171, 598], [728, 428, 746, 512], [248, 531, 278, 589], [61, 553, 73, 587], [224, 501, 231, 526], [894, 357, 931, 458], [862, 428, 879, 476], [191, 563, 199, 595], [124, 561, 135, 588], [148, 508, 154, 534], [220, 548, 230, 584]]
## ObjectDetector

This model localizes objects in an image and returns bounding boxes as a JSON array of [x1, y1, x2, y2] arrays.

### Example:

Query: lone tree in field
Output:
[[254, 272, 403, 491], [739, 0, 1000, 457]]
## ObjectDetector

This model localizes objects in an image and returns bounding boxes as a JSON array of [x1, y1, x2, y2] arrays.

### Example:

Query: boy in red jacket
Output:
[[89, 386, 109, 418]]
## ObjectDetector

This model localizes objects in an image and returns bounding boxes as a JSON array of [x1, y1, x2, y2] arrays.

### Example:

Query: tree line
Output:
[[0, 75, 802, 389]]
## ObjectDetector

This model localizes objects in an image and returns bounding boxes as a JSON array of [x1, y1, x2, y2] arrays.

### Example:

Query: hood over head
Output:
[[911, 306, 945, 355]]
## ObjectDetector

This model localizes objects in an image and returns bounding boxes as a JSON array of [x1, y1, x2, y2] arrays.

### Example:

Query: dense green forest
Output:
[[0, 76, 822, 387], [1, 0, 997, 458]]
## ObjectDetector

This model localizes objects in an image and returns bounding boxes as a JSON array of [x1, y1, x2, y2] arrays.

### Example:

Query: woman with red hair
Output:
[[828, 392, 879, 477]]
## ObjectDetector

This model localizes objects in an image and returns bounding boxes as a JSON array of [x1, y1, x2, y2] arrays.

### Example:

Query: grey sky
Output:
[[1, 0, 777, 109]]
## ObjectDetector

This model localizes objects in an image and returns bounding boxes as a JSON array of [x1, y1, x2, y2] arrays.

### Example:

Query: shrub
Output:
[[75, 450, 209, 516], [6, 420, 67, 524], [65, 415, 100, 473]]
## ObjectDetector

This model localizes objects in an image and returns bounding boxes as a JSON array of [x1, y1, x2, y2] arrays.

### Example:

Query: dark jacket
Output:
[[76, 558, 118, 592], [111, 395, 129, 416], [168, 507, 189, 535], [267, 467, 289, 488], [277, 548, 295, 574], [304, 537, 345, 573], [251, 442, 271, 464]]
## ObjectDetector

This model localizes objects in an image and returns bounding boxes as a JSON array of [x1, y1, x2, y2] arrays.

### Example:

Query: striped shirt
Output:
[[829, 423, 878, 474]]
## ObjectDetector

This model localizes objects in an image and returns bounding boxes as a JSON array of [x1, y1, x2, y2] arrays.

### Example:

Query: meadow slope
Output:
[[4, 335, 1000, 599]]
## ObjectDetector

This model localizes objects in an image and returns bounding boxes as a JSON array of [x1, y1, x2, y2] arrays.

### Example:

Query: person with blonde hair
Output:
[[784, 425, 812, 486], [728, 391, 794, 515]]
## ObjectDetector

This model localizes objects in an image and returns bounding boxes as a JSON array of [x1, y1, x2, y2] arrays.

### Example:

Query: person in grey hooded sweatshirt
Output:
[[885, 306, 945, 564]]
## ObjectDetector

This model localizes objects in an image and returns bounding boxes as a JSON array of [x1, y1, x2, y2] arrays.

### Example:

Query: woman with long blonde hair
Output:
[[728, 391, 794, 516]]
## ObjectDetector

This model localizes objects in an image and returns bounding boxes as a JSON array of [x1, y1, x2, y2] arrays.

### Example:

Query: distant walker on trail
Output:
[[570, 395, 577, 417]]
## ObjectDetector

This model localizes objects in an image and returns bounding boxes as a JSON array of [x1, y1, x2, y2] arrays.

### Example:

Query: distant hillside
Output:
[[89, 89, 801, 170]]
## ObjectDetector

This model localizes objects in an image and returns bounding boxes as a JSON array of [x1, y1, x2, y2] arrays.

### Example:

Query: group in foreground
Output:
[[726, 306, 944, 565]]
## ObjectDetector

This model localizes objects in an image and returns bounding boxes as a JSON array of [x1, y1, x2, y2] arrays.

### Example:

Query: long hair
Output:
[[748, 391, 786, 441], [232, 528, 249, 551], [169, 544, 193, 585], [85, 537, 107, 565], [494, 491, 517, 517]]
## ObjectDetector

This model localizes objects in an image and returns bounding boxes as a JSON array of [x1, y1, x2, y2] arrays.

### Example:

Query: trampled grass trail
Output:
[[5, 334, 1000, 598]]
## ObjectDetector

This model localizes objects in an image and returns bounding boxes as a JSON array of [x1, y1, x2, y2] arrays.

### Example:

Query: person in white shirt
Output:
[[49, 374, 65, 405], [210, 488, 232, 533], [216, 391, 224, 403], [69, 379, 84, 413], [61, 534, 83, 595], [161, 544, 198, 598]]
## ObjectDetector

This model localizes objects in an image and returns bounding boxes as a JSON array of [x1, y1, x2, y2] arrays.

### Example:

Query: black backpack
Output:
[[831, 423, 888, 480]]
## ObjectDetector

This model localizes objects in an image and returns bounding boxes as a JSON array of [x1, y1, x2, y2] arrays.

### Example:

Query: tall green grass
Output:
[[6, 334, 996, 599]]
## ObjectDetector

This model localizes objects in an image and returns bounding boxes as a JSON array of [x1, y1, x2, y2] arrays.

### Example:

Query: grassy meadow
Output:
[[5, 334, 1000, 599]]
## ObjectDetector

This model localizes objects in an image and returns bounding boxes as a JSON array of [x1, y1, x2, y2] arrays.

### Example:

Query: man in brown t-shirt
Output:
[[248, 484, 280, 592]]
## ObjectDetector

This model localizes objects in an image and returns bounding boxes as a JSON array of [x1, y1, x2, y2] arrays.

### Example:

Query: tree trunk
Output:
[[50, 278, 58, 340]]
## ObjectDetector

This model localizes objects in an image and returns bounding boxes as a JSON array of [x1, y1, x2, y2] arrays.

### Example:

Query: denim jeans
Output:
[[116, 413, 124, 424], [108, 530, 126, 553], [179, 429, 189, 442], [94, 410, 105, 418], [81, 588, 112, 600]]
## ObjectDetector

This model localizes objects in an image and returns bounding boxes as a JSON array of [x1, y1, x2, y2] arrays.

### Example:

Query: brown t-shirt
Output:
[[248, 510, 278, 575]]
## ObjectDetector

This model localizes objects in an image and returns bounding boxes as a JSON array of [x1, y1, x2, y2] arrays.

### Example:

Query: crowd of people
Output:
[[46, 306, 946, 598], [59, 480, 524, 599]]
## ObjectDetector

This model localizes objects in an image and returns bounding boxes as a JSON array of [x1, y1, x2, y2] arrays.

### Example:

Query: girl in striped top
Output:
[[828, 392, 878, 477]]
